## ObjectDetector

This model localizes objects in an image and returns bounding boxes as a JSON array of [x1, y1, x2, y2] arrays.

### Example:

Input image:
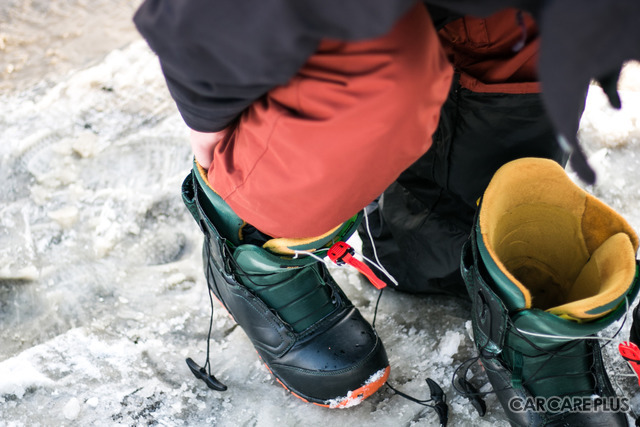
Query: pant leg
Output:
[[360, 10, 567, 295], [206, 4, 453, 238]]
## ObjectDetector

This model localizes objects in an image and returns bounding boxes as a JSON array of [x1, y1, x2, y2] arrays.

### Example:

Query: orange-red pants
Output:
[[205, 5, 539, 238]]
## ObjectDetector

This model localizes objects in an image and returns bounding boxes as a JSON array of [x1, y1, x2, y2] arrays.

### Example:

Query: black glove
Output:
[[537, 0, 640, 184]]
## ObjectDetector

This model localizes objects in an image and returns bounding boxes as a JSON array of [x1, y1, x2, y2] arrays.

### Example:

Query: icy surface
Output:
[[1, 3, 640, 426]]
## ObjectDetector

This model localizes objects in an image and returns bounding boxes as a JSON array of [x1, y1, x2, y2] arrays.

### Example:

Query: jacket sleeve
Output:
[[134, 0, 416, 132]]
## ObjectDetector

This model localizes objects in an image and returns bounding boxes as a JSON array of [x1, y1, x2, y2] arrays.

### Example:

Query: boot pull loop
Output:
[[328, 242, 387, 290], [292, 208, 399, 289], [619, 341, 640, 387]]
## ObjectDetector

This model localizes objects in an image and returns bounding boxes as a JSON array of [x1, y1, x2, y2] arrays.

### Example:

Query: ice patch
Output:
[[438, 330, 463, 364], [0, 357, 54, 399], [63, 397, 81, 420], [48, 206, 79, 229]]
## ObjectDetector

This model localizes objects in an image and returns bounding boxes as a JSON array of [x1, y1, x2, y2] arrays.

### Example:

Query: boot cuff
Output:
[[479, 157, 638, 321]]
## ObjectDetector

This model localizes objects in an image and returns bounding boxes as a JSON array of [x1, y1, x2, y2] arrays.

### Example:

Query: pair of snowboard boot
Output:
[[462, 158, 640, 425], [182, 161, 389, 408], [183, 155, 639, 423]]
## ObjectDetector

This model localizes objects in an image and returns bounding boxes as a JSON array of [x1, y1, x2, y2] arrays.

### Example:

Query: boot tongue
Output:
[[547, 232, 636, 321]]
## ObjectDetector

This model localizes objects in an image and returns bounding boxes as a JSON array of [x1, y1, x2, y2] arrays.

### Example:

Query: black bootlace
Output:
[[186, 235, 228, 391], [366, 286, 449, 426], [360, 206, 449, 425]]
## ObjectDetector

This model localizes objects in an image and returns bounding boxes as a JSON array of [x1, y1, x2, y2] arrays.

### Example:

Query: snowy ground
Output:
[[2, 3, 640, 426]]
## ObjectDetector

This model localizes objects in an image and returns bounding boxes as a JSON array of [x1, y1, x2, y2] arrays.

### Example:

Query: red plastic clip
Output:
[[619, 341, 640, 387], [328, 242, 387, 290]]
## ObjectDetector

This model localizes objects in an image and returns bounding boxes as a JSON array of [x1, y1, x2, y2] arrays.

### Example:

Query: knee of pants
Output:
[[206, 4, 453, 238]]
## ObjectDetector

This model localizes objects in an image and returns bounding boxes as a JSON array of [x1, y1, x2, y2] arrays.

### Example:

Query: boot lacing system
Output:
[[188, 230, 345, 392], [294, 208, 450, 425], [453, 296, 634, 417], [292, 208, 398, 325]]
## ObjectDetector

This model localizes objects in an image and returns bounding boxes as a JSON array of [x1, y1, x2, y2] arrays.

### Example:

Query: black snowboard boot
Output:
[[182, 162, 389, 408], [461, 158, 639, 426]]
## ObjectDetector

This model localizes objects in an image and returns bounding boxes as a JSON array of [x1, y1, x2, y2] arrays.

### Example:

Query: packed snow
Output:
[[2, 2, 640, 425]]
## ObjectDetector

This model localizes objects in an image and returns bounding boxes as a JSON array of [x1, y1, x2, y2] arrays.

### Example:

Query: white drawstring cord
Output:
[[362, 207, 398, 287], [292, 249, 327, 264]]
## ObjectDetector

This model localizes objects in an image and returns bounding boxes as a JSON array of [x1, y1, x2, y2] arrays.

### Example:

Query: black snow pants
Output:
[[358, 76, 568, 296]]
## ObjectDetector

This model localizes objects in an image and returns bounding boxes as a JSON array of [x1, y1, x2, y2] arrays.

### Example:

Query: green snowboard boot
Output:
[[182, 162, 389, 408], [461, 157, 639, 425]]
